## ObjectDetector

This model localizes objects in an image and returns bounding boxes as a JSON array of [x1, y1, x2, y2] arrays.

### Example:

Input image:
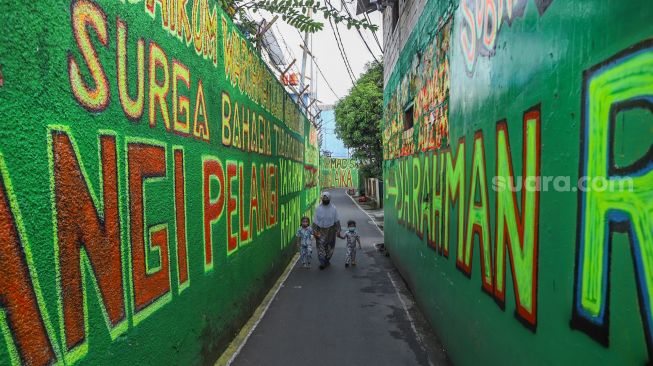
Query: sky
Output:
[[320, 109, 349, 157], [251, 3, 383, 105]]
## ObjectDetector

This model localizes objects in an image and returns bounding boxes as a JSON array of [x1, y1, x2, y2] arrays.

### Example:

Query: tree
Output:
[[334, 61, 383, 179], [220, 0, 378, 39]]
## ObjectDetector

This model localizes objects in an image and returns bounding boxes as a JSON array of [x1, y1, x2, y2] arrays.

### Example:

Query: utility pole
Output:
[[309, 33, 314, 114], [299, 8, 312, 116], [312, 36, 318, 111]]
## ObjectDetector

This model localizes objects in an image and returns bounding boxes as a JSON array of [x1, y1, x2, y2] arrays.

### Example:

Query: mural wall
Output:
[[0, 1, 319, 365], [383, 0, 653, 364], [320, 157, 359, 189]]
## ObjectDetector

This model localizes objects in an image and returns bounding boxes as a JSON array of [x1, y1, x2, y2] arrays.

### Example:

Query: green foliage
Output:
[[334, 61, 383, 179], [221, 0, 378, 34]]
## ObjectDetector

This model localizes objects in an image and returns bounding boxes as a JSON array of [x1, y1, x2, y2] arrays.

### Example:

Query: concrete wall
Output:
[[382, 0, 427, 84], [0, 1, 319, 365], [382, 0, 653, 364]]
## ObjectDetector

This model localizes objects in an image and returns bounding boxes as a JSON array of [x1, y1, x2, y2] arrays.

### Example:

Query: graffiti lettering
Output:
[[386, 106, 542, 328], [0, 156, 57, 366], [280, 195, 302, 250], [68, 0, 110, 112], [173, 148, 190, 290], [459, 0, 554, 74], [202, 156, 225, 271], [127, 142, 171, 322], [226, 161, 239, 255], [142, 0, 219, 67], [460, 132, 493, 294], [275, 125, 304, 162], [443, 138, 465, 258], [572, 40, 653, 358], [238, 163, 251, 246], [493, 110, 541, 328], [320, 157, 359, 189], [221, 91, 273, 156], [51, 129, 126, 355], [117, 17, 145, 121], [384, 16, 452, 161], [221, 16, 288, 126], [280, 159, 304, 195], [304, 125, 320, 167], [69, 6, 213, 142]]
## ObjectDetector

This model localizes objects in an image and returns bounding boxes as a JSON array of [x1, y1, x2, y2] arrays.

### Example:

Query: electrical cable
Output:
[[242, 10, 324, 130], [275, 23, 303, 75], [337, 0, 380, 62], [362, 8, 383, 52], [272, 21, 338, 113], [327, 16, 357, 85], [323, 1, 359, 80]]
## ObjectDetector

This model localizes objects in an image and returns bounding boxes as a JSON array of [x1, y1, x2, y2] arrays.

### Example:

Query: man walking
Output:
[[312, 191, 341, 270]]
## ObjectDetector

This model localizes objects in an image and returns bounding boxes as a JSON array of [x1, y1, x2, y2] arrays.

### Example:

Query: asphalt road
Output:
[[232, 189, 448, 366]]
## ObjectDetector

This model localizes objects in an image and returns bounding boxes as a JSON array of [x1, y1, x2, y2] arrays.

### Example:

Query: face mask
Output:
[[348, 227, 356, 232], [322, 199, 330, 205]]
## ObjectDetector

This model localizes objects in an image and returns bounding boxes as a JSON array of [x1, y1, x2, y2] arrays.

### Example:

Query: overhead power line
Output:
[[327, 16, 357, 85], [362, 8, 383, 52], [337, 0, 380, 63], [275, 23, 302, 75], [316, 64, 340, 101]]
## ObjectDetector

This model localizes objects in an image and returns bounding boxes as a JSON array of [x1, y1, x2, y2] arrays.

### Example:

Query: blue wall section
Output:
[[319, 108, 348, 158]]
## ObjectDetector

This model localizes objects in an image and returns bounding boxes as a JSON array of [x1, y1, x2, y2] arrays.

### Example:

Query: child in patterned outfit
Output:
[[339, 220, 361, 268], [296, 217, 315, 269]]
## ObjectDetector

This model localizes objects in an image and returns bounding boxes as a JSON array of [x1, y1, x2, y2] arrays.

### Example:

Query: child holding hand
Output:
[[339, 220, 361, 268], [296, 217, 315, 269]]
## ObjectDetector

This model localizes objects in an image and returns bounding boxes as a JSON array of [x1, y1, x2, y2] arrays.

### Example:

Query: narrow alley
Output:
[[2, 0, 652, 365], [228, 189, 447, 366]]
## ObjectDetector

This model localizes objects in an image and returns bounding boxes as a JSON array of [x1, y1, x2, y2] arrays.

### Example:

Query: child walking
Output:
[[339, 220, 361, 267], [296, 216, 315, 269]]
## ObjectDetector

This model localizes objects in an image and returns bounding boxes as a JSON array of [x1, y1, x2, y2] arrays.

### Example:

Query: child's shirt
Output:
[[296, 226, 314, 247], [343, 230, 360, 248]]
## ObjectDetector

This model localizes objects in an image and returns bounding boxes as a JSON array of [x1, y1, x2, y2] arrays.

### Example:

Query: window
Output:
[[404, 104, 414, 130]]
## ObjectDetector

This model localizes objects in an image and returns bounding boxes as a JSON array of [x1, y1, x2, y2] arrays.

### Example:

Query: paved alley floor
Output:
[[231, 189, 449, 366]]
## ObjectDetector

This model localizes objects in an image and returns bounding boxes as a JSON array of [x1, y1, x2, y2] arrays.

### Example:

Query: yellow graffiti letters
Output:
[[68, 0, 110, 112]]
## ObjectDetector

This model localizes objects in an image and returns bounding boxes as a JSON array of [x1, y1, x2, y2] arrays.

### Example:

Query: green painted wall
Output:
[[320, 157, 359, 190], [0, 1, 319, 365], [382, 0, 653, 364]]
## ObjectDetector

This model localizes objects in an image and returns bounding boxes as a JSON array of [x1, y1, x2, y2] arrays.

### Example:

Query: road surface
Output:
[[231, 189, 449, 366]]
